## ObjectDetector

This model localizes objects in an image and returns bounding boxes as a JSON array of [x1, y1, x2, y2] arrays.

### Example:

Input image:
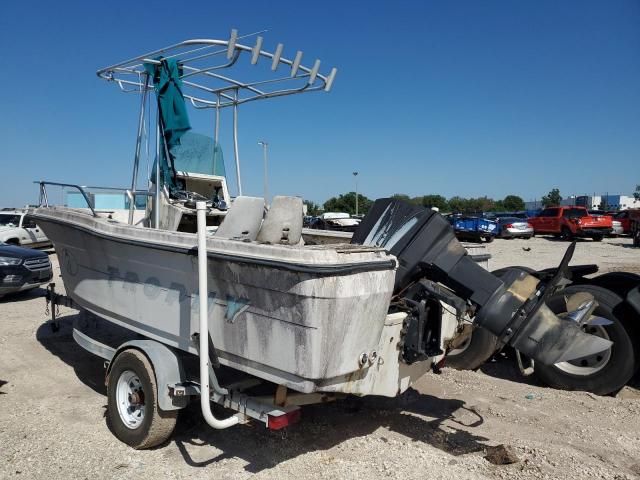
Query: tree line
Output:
[[304, 185, 639, 216], [304, 193, 526, 216]]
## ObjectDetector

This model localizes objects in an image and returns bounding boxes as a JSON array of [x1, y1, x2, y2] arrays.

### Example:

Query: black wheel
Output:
[[445, 328, 499, 370], [586, 272, 640, 297], [560, 227, 573, 241], [484, 235, 494, 243], [534, 285, 636, 396], [592, 235, 603, 242], [107, 349, 178, 449]]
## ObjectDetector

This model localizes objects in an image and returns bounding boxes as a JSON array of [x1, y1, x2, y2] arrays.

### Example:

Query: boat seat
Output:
[[257, 196, 303, 245], [214, 196, 265, 241]]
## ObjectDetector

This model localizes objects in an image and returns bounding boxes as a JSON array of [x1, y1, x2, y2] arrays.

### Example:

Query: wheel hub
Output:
[[116, 370, 146, 429]]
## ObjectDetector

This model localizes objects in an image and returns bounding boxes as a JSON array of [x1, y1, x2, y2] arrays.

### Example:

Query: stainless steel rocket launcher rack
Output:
[[96, 29, 337, 108], [96, 29, 337, 203]]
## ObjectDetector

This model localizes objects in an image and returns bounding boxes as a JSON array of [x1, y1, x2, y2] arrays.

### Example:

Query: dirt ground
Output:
[[1, 236, 639, 480]]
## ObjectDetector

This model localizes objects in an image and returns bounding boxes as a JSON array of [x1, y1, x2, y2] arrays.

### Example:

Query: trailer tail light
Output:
[[267, 409, 301, 430], [505, 224, 513, 229]]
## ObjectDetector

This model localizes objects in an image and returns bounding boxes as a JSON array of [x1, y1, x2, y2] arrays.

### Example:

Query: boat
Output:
[[30, 30, 612, 448]]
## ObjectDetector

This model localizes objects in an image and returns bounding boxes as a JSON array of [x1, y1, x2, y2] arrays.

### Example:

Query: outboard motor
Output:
[[352, 198, 612, 366]]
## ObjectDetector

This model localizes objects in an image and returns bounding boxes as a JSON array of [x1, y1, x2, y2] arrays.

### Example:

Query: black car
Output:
[[0, 242, 53, 298]]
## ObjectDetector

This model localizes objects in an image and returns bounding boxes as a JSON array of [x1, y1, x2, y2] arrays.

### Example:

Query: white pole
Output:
[[154, 112, 161, 229], [196, 202, 239, 430], [353, 171, 359, 216], [258, 141, 269, 205], [233, 91, 243, 196]]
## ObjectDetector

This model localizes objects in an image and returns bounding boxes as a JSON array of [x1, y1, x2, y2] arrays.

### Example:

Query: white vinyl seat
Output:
[[214, 196, 265, 241], [257, 196, 303, 245]]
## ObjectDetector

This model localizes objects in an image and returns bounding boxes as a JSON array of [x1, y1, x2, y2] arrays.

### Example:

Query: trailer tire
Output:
[[107, 349, 178, 449], [446, 327, 499, 370], [534, 285, 636, 396], [484, 236, 494, 243]]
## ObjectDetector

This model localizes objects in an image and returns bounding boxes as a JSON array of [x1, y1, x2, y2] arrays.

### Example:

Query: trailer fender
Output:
[[106, 340, 188, 411]]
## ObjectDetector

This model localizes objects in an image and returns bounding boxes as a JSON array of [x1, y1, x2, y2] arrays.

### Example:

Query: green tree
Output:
[[323, 192, 373, 215], [391, 193, 412, 203], [303, 200, 322, 216], [502, 195, 525, 211], [419, 194, 449, 211], [541, 188, 562, 207], [447, 196, 468, 213]]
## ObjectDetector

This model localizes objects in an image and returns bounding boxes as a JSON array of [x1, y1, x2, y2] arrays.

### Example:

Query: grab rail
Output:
[[36, 181, 98, 217], [35, 181, 156, 224]]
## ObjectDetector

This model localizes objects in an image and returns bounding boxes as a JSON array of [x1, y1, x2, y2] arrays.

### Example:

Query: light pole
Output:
[[258, 141, 269, 205], [353, 171, 359, 216]]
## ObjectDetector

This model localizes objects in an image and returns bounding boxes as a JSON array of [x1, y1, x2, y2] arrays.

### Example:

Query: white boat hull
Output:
[[32, 207, 406, 394]]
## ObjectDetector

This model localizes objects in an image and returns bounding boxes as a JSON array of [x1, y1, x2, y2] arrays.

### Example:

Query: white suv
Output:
[[0, 210, 51, 248]]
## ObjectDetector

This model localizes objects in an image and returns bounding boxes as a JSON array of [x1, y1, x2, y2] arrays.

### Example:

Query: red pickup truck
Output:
[[529, 206, 612, 241], [612, 209, 640, 234]]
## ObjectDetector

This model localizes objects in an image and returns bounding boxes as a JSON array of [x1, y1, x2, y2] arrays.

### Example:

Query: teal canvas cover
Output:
[[144, 58, 191, 148], [145, 58, 226, 188]]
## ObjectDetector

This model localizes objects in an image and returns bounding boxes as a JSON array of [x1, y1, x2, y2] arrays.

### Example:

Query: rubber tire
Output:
[[533, 285, 636, 396], [484, 236, 494, 243], [586, 272, 640, 298], [445, 328, 499, 370], [107, 349, 178, 449], [592, 235, 603, 242], [5, 238, 20, 245], [560, 227, 573, 241]]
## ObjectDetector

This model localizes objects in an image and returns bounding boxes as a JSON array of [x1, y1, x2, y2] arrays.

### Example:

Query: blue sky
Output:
[[1, 1, 638, 207]]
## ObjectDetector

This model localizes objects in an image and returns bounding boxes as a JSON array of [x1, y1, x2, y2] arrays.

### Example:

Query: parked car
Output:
[[0, 210, 51, 247], [610, 219, 624, 236], [495, 216, 534, 239], [448, 215, 497, 243], [528, 206, 612, 241], [485, 211, 528, 220], [310, 212, 361, 232], [612, 209, 640, 235], [0, 241, 53, 298]]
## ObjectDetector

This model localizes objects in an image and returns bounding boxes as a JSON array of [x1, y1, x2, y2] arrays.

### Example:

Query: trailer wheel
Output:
[[534, 285, 636, 396], [484, 235, 494, 243], [107, 349, 177, 449]]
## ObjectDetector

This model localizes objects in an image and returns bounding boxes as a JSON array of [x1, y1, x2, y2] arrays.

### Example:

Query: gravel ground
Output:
[[1, 236, 639, 480]]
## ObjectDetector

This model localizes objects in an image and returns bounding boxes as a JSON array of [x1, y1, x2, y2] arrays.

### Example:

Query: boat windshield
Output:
[[0, 214, 21, 227]]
